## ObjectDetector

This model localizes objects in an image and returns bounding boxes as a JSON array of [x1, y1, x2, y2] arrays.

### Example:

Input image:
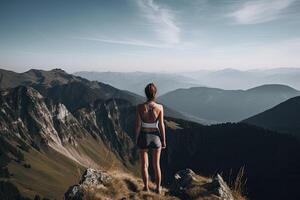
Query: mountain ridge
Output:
[[0, 68, 190, 121], [74, 71, 201, 96], [243, 96, 300, 136], [158, 84, 300, 122]]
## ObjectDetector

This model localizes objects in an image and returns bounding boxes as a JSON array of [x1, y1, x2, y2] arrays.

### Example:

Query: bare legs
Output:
[[152, 148, 162, 193], [140, 149, 149, 191], [139, 148, 162, 193]]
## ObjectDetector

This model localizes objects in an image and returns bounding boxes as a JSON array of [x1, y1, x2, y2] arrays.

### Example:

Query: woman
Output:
[[135, 83, 166, 194]]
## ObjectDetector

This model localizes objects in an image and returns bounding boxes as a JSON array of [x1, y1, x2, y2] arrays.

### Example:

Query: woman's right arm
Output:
[[158, 105, 166, 148]]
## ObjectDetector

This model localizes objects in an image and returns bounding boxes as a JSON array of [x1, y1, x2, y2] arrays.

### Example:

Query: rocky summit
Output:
[[65, 168, 238, 200]]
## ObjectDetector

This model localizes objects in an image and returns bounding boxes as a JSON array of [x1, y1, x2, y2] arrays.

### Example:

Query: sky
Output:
[[0, 0, 300, 73]]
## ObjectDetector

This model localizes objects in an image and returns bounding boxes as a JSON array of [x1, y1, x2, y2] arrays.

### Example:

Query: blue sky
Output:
[[0, 0, 300, 72]]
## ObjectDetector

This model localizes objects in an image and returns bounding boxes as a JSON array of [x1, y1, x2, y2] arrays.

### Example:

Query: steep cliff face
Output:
[[0, 86, 66, 147], [75, 98, 137, 163], [0, 85, 140, 199], [0, 85, 137, 165]]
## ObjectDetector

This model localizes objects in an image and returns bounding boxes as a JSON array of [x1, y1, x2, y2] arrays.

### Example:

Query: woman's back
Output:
[[138, 102, 162, 124]]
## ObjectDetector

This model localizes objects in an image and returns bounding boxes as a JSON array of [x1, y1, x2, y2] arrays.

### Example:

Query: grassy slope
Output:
[[6, 136, 138, 199], [8, 150, 81, 199]]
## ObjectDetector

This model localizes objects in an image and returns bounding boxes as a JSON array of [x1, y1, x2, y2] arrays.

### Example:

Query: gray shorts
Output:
[[137, 130, 162, 149]]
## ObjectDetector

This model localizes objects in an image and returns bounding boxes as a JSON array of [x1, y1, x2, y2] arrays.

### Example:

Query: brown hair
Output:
[[145, 83, 157, 101]]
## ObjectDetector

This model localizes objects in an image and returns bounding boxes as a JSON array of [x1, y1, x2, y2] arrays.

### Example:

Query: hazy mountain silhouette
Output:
[[74, 68, 300, 95], [243, 96, 300, 136], [74, 71, 200, 96], [158, 84, 300, 122], [182, 68, 300, 90]]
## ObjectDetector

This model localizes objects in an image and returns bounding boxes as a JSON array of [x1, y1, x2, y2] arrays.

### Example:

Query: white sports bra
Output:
[[141, 103, 159, 129], [141, 121, 159, 128]]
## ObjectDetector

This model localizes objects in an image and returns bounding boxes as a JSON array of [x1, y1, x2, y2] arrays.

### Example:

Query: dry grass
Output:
[[78, 168, 249, 200], [77, 162, 248, 200], [164, 120, 182, 130], [228, 167, 248, 200], [81, 170, 179, 200]]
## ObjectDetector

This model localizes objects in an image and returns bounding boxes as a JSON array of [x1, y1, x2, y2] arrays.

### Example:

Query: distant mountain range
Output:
[[182, 68, 300, 90], [243, 96, 300, 136], [75, 68, 300, 96], [74, 71, 200, 96], [75, 69, 300, 124], [1, 68, 300, 200], [158, 84, 300, 122]]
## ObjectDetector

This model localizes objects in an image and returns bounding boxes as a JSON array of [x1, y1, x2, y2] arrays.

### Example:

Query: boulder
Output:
[[170, 169, 234, 200], [203, 174, 234, 200], [64, 168, 112, 200]]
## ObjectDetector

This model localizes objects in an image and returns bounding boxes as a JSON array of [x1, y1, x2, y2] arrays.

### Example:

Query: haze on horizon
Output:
[[1, 0, 300, 73]]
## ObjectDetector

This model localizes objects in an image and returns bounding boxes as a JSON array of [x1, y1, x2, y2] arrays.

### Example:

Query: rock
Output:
[[203, 174, 234, 200], [170, 169, 197, 195], [79, 168, 112, 187], [64, 168, 112, 200], [170, 169, 234, 200], [64, 185, 84, 200]]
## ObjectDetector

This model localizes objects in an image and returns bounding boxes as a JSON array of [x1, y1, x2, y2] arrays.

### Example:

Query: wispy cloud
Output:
[[73, 36, 170, 49], [136, 0, 180, 44], [72, 0, 181, 49], [229, 0, 295, 24]]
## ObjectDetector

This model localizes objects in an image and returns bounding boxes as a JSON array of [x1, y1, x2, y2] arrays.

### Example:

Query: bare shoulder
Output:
[[155, 103, 164, 110]]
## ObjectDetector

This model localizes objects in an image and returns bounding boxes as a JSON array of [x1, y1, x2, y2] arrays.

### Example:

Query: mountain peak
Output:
[[25, 68, 66, 73], [51, 68, 66, 72], [246, 84, 299, 93]]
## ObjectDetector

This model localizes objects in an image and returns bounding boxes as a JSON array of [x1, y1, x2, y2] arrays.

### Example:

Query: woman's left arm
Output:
[[135, 105, 142, 145]]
